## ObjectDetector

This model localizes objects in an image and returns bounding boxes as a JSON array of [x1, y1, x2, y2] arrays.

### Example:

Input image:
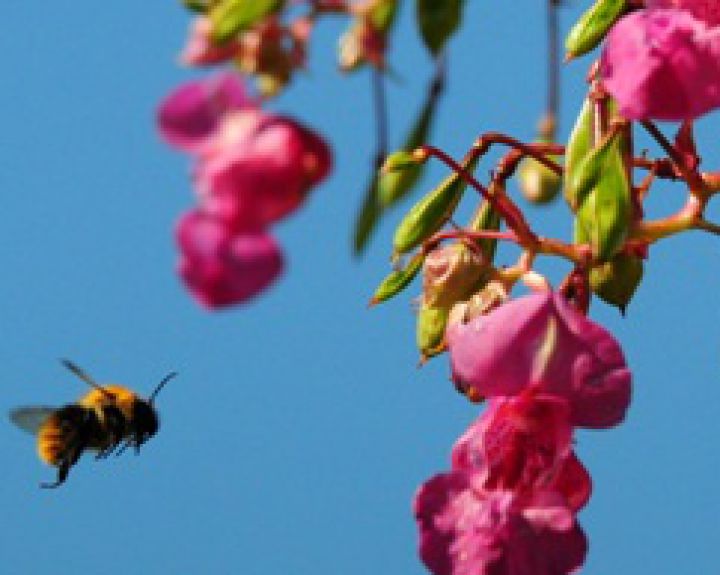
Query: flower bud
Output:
[[589, 253, 643, 314], [393, 156, 478, 255], [416, 304, 449, 360], [518, 115, 562, 204], [565, 0, 627, 60], [370, 253, 424, 306], [422, 244, 487, 309]]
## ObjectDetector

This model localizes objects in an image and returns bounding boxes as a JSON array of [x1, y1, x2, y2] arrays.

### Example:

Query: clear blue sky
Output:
[[1, 2, 719, 574]]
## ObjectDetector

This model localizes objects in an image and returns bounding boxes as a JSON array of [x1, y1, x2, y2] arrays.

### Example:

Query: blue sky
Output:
[[1, 2, 719, 573]]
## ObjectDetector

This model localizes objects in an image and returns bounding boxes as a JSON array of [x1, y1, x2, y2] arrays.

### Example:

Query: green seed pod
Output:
[[590, 253, 643, 313], [378, 87, 437, 207], [564, 99, 593, 211], [416, 303, 449, 360], [392, 155, 479, 255], [467, 199, 501, 261], [565, 0, 627, 60], [574, 135, 631, 262], [370, 253, 425, 306], [382, 150, 424, 173]]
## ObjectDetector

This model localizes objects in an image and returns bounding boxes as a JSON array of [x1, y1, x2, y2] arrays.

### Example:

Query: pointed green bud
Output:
[[378, 87, 437, 207], [369, 0, 399, 32], [210, 0, 284, 43], [564, 99, 594, 211], [370, 253, 424, 306], [382, 150, 425, 173], [416, 0, 465, 56], [574, 134, 631, 262], [467, 199, 501, 261], [589, 253, 643, 314], [567, 130, 619, 209], [416, 303, 449, 360], [392, 155, 479, 255], [565, 0, 627, 60]]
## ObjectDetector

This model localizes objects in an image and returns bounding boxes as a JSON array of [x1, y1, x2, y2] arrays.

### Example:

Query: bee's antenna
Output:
[[148, 372, 178, 404], [60, 359, 114, 398]]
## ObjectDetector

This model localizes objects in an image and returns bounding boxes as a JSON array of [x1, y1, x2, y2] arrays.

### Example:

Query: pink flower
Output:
[[646, 0, 720, 26], [180, 17, 240, 66], [414, 475, 588, 575], [451, 394, 590, 512], [600, 9, 720, 120], [194, 113, 332, 226], [157, 73, 255, 152], [447, 292, 631, 429], [176, 210, 283, 309]]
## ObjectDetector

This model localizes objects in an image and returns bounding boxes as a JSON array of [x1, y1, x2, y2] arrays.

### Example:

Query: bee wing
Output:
[[9, 406, 56, 435]]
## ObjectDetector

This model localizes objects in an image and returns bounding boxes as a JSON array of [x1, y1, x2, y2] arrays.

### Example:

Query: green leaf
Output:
[[353, 172, 383, 255], [589, 253, 643, 314], [416, 0, 465, 55], [370, 253, 425, 306], [565, 0, 627, 60], [393, 155, 479, 255], [210, 0, 284, 43]]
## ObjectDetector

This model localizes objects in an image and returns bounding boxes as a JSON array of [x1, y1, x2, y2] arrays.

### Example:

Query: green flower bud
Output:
[[370, 253, 424, 306], [565, 0, 627, 60], [589, 253, 643, 314], [393, 156, 479, 255], [518, 155, 562, 204], [416, 303, 449, 360], [564, 99, 594, 212], [574, 133, 631, 262]]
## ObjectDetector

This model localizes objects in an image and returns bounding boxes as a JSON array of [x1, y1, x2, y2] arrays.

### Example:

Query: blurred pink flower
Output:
[[447, 292, 631, 429], [195, 113, 332, 227], [157, 73, 255, 152], [451, 394, 590, 512], [176, 210, 283, 309], [600, 9, 720, 120], [415, 475, 587, 575], [180, 17, 240, 66], [646, 0, 720, 26]]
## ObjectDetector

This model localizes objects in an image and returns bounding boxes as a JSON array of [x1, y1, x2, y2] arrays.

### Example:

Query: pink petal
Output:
[[176, 210, 283, 309], [601, 9, 720, 121], [157, 72, 254, 152], [447, 292, 632, 429]]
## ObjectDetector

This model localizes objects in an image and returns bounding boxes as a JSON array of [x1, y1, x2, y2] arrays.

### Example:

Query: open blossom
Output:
[[195, 112, 332, 227], [176, 210, 283, 309], [447, 291, 632, 429], [600, 8, 720, 120], [451, 394, 591, 512]]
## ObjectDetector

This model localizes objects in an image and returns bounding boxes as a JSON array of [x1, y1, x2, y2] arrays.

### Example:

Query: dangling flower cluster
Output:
[[414, 291, 632, 574], [158, 72, 331, 308], [601, 0, 720, 120]]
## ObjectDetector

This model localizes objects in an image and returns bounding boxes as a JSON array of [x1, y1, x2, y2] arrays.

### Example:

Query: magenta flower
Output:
[[451, 394, 590, 511], [447, 292, 632, 429], [646, 0, 720, 27], [600, 8, 720, 120], [157, 73, 255, 152], [176, 210, 283, 309], [194, 113, 332, 227], [180, 17, 240, 66], [415, 475, 588, 575]]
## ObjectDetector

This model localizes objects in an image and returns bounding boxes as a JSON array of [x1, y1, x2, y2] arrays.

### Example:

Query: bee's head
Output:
[[132, 399, 159, 445]]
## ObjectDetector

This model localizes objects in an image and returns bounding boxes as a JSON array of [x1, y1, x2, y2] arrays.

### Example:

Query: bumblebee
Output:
[[10, 360, 176, 488]]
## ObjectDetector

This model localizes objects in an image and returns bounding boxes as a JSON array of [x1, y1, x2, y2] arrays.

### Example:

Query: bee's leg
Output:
[[40, 459, 71, 489]]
